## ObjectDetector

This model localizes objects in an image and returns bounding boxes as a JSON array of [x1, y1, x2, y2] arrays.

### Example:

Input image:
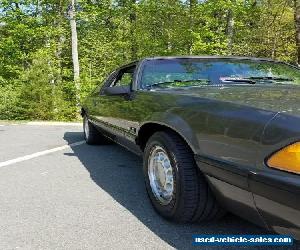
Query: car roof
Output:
[[143, 56, 300, 69], [120, 56, 298, 70], [142, 55, 277, 62]]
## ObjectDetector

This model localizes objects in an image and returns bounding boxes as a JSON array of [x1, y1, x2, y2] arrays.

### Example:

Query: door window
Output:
[[114, 72, 133, 86], [110, 65, 136, 87]]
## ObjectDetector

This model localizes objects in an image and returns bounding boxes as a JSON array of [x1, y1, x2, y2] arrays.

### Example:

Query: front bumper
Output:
[[249, 170, 300, 240], [195, 154, 300, 240]]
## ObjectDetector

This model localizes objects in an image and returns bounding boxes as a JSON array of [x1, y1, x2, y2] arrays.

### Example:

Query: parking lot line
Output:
[[26, 121, 82, 126], [0, 140, 85, 168]]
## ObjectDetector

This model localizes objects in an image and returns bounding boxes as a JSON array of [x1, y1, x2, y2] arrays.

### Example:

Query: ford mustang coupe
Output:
[[81, 56, 300, 239]]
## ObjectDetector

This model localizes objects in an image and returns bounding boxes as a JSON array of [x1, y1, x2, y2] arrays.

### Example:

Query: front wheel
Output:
[[143, 131, 225, 223]]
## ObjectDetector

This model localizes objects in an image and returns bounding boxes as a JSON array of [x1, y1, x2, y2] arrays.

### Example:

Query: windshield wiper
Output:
[[145, 78, 210, 89], [246, 76, 294, 82], [220, 76, 295, 84], [220, 77, 256, 84]]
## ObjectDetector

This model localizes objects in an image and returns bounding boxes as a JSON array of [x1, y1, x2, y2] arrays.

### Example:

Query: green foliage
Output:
[[0, 82, 22, 120], [0, 0, 299, 120], [15, 49, 77, 120]]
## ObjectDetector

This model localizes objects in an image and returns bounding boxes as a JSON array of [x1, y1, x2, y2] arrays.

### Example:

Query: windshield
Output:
[[140, 58, 300, 89]]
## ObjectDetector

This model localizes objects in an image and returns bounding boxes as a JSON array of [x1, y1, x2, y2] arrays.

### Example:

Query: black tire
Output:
[[83, 115, 110, 145], [143, 130, 225, 223]]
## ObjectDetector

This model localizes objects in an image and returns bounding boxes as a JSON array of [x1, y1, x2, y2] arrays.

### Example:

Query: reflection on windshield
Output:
[[141, 59, 300, 89], [144, 78, 211, 89]]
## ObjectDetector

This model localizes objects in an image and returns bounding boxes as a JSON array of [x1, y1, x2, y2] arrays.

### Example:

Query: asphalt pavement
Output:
[[0, 123, 298, 250]]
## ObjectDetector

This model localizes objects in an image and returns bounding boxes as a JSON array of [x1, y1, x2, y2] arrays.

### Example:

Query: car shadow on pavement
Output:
[[64, 132, 298, 250]]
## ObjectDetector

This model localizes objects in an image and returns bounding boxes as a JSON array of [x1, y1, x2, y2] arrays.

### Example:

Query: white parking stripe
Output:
[[27, 121, 82, 126], [0, 140, 85, 168]]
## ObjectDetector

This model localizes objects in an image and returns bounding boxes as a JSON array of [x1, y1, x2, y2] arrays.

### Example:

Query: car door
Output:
[[87, 71, 117, 124], [92, 64, 141, 150]]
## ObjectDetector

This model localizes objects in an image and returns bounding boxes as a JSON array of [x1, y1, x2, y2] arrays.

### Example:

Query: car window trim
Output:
[[99, 71, 119, 95]]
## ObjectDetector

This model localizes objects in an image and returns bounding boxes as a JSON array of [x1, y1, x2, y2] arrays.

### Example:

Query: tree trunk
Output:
[[226, 8, 234, 55], [68, 0, 80, 91], [129, 0, 137, 60], [55, 0, 65, 84], [294, 0, 300, 65], [188, 0, 197, 54]]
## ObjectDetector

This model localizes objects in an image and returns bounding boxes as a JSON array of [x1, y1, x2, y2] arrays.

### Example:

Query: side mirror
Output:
[[103, 85, 131, 96]]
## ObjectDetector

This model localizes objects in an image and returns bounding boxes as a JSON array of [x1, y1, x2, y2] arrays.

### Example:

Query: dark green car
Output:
[[81, 56, 300, 239]]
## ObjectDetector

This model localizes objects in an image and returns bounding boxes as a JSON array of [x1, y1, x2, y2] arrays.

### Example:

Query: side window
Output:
[[110, 65, 136, 87], [114, 72, 133, 86]]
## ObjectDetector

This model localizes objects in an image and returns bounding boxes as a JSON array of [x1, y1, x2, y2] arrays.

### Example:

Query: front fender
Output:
[[140, 108, 200, 153]]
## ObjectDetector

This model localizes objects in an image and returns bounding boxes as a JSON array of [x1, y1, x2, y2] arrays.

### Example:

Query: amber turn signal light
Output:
[[267, 142, 300, 174]]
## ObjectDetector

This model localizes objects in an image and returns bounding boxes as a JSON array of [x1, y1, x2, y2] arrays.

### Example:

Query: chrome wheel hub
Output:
[[84, 118, 89, 138], [148, 146, 174, 205]]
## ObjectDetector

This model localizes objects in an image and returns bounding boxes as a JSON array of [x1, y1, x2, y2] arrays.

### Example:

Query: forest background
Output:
[[1, 0, 299, 120]]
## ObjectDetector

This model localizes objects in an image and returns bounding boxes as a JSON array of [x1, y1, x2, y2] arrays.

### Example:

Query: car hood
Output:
[[154, 85, 300, 117]]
